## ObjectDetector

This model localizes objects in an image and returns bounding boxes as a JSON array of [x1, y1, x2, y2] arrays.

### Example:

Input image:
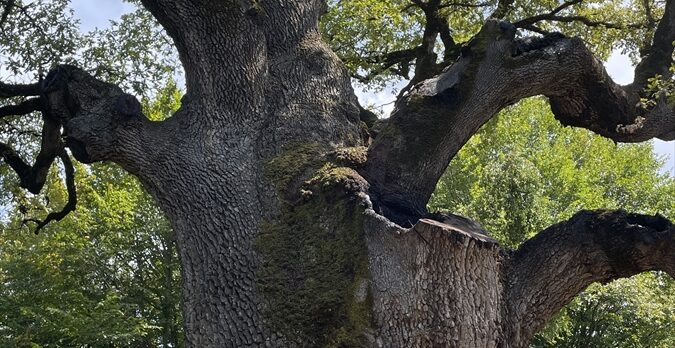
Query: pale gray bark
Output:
[[364, 213, 503, 347]]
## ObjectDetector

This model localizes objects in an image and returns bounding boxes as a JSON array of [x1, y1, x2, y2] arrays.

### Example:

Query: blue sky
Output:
[[70, 0, 135, 32], [69, 0, 674, 176]]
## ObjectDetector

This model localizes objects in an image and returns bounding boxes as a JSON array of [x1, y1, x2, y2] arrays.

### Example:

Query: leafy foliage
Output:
[[0, 0, 79, 78], [639, 62, 675, 110], [321, 0, 425, 88], [0, 164, 183, 347], [0, 82, 184, 347], [321, 0, 661, 88], [78, 6, 181, 97], [532, 272, 674, 348]]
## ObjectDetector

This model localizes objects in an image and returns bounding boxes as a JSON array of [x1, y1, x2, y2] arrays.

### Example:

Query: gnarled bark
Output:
[[1, 0, 674, 347], [502, 210, 674, 346], [364, 12, 675, 223]]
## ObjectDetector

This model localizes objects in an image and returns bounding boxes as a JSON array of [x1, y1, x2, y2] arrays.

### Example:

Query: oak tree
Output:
[[1, 0, 674, 347]]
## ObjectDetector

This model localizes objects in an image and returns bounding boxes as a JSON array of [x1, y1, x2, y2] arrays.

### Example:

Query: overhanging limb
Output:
[[502, 210, 674, 344]]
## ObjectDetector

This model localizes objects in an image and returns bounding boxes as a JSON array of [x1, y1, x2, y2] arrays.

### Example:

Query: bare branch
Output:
[[0, 97, 44, 119], [516, 14, 643, 30], [33, 150, 77, 234], [0, 81, 41, 98], [512, 0, 651, 34], [438, 1, 489, 10], [502, 210, 674, 344], [513, 0, 583, 27], [350, 47, 421, 82], [518, 23, 549, 35]]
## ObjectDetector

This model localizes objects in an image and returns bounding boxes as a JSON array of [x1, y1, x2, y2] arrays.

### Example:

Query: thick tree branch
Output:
[[632, 0, 675, 91], [37, 65, 178, 176], [138, 1, 338, 129], [0, 81, 40, 98], [397, 0, 462, 97], [364, 13, 674, 224], [1, 65, 176, 187], [0, 116, 62, 194], [1, 64, 182, 232], [0, 97, 43, 118], [502, 210, 675, 344], [363, 20, 522, 224], [138, 0, 267, 107]]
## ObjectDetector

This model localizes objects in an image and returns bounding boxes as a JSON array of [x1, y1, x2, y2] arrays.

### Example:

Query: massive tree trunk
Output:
[[2, 0, 674, 347]]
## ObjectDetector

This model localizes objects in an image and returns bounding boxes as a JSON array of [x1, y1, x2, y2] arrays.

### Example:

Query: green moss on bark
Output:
[[256, 193, 372, 347], [332, 146, 368, 168], [264, 142, 324, 197], [255, 144, 372, 347], [258, 145, 373, 347]]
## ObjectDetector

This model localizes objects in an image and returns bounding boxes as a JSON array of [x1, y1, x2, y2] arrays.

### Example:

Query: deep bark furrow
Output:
[[140, 0, 268, 124], [140, 146, 270, 346]]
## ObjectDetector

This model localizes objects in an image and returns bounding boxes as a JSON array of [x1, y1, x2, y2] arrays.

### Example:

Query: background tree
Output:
[[0, 0, 674, 347], [0, 82, 183, 347]]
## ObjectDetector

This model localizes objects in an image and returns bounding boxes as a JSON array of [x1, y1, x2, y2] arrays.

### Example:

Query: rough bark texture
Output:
[[363, 208, 673, 348], [363, 18, 675, 223], [364, 214, 502, 347], [2, 0, 675, 347]]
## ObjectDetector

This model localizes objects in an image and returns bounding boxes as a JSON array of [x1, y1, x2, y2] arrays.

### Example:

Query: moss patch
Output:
[[258, 146, 373, 347], [256, 190, 372, 347], [264, 142, 324, 197], [309, 164, 368, 193], [331, 146, 368, 168]]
